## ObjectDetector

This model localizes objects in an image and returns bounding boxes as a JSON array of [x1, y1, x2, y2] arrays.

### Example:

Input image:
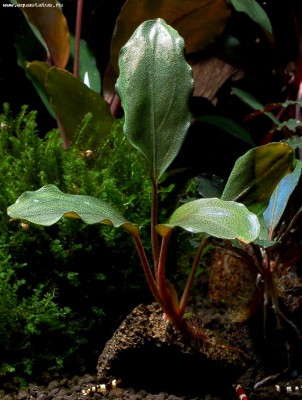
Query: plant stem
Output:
[[263, 250, 300, 339], [132, 233, 188, 334], [290, 0, 302, 119], [178, 236, 209, 318], [157, 230, 172, 303], [131, 234, 165, 310], [151, 180, 160, 274], [73, 0, 83, 78]]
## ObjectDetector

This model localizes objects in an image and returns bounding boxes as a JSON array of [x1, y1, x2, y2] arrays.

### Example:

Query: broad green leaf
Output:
[[156, 198, 260, 243], [229, 0, 272, 34], [197, 115, 256, 146], [116, 19, 193, 182], [14, 0, 70, 68], [7, 185, 140, 236], [231, 87, 280, 125], [263, 160, 302, 233], [27, 62, 114, 147], [221, 143, 296, 215]]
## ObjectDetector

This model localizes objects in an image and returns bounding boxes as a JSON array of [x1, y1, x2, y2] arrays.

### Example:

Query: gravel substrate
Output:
[[0, 373, 221, 400]]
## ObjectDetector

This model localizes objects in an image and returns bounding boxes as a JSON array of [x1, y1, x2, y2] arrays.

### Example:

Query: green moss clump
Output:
[[0, 103, 171, 383]]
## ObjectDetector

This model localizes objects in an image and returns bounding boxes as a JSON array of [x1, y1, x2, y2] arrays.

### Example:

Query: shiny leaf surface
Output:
[[221, 143, 296, 215], [8, 185, 140, 236], [116, 19, 193, 182], [156, 198, 260, 243]]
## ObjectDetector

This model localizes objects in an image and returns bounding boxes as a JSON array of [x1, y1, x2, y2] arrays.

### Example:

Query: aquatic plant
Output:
[[7, 19, 295, 344]]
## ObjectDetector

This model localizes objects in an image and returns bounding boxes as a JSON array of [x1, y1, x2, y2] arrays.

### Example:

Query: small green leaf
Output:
[[222, 143, 296, 215], [69, 36, 101, 93], [231, 87, 280, 125], [229, 0, 272, 34], [116, 19, 193, 182], [156, 198, 260, 243], [7, 185, 140, 236], [197, 115, 256, 146], [277, 119, 302, 132], [285, 136, 302, 149]]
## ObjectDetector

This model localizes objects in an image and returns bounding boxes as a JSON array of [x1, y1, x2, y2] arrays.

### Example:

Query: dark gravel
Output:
[[0, 373, 223, 400]]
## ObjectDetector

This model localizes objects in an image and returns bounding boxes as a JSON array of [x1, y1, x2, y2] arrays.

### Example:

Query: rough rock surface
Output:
[[96, 303, 248, 398]]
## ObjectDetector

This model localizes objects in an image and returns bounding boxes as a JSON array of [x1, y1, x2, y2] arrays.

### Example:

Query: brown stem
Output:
[[178, 236, 209, 317], [131, 234, 165, 310], [290, 0, 302, 118], [73, 0, 83, 78], [157, 230, 172, 302], [276, 209, 301, 243], [132, 233, 187, 334], [151, 180, 160, 274], [251, 242, 265, 273], [57, 118, 70, 150]]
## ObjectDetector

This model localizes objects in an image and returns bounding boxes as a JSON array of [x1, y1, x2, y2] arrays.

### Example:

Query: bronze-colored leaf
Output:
[[45, 67, 114, 148], [110, 0, 231, 74], [27, 61, 114, 148], [16, 0, 70, 68]]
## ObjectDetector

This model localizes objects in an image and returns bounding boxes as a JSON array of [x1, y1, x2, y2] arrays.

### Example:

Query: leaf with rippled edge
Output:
[[7, 185, 140, 237], [221, 143, 296, 215], [156, 198, 260, 243], [116, 19, 193, 182]]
